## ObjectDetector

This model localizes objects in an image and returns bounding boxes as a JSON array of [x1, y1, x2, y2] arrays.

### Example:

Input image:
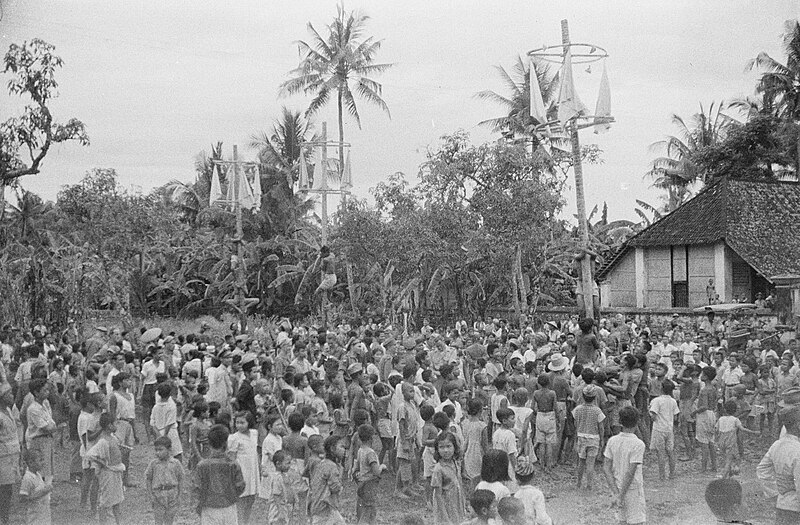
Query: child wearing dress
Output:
[[228, 411, 261, 525], [86, 413, 125, 525], [19, 448, 52, 525], [693, 366, 719, 472], [716, 400, 759, 478], [461, 398, 488, 497], [150, 383, 183, 461], [755, 364, 777, 437], [144, 436, 185, 525], [260, 416, 285, 500], [430, 432, 465, 525]]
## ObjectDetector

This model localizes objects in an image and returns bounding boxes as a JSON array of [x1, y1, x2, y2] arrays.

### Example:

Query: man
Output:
[[85, 327, 107, 362], [315, 245, 337, 294], [757, 405, 800, 524], [105, 352, 126, 395], [61, 319, 80, 348], [236, 357, 258, 419]]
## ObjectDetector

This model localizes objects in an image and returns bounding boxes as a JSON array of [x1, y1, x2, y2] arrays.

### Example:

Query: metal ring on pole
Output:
[[527, 43, 608, 64], [533, 115, 615, 133]]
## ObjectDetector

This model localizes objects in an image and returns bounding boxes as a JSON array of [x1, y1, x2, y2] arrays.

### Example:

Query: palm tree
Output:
[[748, 19, 800, 174], [645, 102, 734, 211], [5, 188, 49, 244], [475, 56, 560, 140], [249, 107, 314, 192], [279, 5, 392, 179]]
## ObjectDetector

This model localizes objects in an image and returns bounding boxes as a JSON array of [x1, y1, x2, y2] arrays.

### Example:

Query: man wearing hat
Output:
[[757, 405, 800, 524], [548, 353, 571, 457], [236, 355, 259, 419], [346, 363, 368, 421]]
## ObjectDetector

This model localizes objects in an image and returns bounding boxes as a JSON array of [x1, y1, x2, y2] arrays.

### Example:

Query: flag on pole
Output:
[[298, 156, 310, 190], [210, 167, 223, 207], [557, 47, 587, 127], [250, 167, 262, 211], [311, 147, 327, 191], [225, 164, 236, 205], [593, 61, 612, 134], [341, 151, 352, 190], [529, 60, 548, 124]]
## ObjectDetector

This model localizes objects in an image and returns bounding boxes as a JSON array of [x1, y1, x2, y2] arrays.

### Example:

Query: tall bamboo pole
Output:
[[233, 145, 248, 332]]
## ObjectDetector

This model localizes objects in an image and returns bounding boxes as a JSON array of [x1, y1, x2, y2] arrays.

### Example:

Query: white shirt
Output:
[[141, 359, 165, 385], [648, 395, 680, 433]]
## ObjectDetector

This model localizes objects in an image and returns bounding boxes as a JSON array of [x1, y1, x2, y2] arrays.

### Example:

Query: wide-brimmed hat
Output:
[[549, 353, 568, 371], [779, 386, 800, 408]]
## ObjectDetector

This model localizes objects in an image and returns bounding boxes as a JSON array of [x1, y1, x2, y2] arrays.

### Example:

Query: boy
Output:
[[193, 424, 246, 524], [353, 424, 387, 525], [461, 489, 497, 525], [675, 364, 701, 461], [573, 384, 606, 490], [513, 456, 552, 525], [19, 448, 52, 525], [300, 406, 320, 439], [145, 436, 185, 525], [497, 496, 526, 525], [396, 382, 420, 500], [532, 374, 557, 468], [493, 407, 519, 482], [648, 380, 680, 480], [603, 407, 646, 525]]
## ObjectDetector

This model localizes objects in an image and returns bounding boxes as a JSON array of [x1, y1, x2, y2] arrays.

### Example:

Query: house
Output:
[[597, 178, 800, 309]]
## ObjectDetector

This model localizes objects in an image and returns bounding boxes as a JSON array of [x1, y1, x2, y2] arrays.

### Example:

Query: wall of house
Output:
[[689, 244, 715, 307], [645, 247, 671, 307], [606, 250, 636, 307]]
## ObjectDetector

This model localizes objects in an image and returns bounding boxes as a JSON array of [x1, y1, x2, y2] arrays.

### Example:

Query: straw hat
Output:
[[549, 353, 568, 371]]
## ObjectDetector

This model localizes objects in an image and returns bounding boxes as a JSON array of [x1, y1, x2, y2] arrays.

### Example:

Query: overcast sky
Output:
[[1, 0, 796, 222]]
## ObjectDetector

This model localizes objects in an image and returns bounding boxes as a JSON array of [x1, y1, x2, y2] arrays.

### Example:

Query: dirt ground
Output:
[[7, 429, 777, 525]]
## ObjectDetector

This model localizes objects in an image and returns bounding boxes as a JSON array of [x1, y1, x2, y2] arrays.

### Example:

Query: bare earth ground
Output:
[[8, 429, 776, 525]]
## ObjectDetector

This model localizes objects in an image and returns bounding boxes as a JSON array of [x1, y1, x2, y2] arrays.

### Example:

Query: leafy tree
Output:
[[0, 39, 88, 228], [280, 5, 392, 179]]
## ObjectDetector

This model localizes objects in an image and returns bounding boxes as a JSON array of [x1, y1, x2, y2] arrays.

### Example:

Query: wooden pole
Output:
[[561, 19, 595, 320], [320, 122, 328, 247], [233, 145, 248, 333]]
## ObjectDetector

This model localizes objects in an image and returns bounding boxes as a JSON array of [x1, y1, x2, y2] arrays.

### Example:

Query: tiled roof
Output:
[[598, 178, 800, 280]]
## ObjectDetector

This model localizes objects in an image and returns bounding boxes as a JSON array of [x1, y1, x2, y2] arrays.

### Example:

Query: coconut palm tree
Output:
[[645, 102, 735, 211], [279, 5, 392, 182]]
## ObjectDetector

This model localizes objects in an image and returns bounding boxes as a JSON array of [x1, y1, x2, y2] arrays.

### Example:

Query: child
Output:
[[192, 424, 246, 523], [282, 412, 308, 522], [264, 450, 295, 525], [461, 398, 488, 496], [489, 377, 509, 443], [150, 383, 183, 461], [353, 424, 387, 525], [144, 436, 185, 525], [420, 404, 438, 506], [704, 478, 750, 525], [308, 435, 346, 525], [754, 364, 777, 437], [475, 449, 512, 501], [648, 380, 679, 481], [86, 412, 125, 525], [513, 456, 552, 525], [396, 382, 420, 499], [716, 400, 759, 478], [573, 384, 606, 489], [228, 411, 261, 524], [19, 449, 52, 525], [492, 408, 519, 484], [78, 391, 101, 513], [461, 489, 497, 525], [510, 387, 534, 458], [260, 416, 285, 496], [329, 392, 350, 439], [300, 405, 321, 439], [497, 496, 526, 525], [532, 374, 557, 468], [603, 406, 646, 525], [373, 382, 395, 471], [188, 401, 211, 470], [675, 364, 700, 461], [693, 366, 719, 472], [430, 432, 465, 525]]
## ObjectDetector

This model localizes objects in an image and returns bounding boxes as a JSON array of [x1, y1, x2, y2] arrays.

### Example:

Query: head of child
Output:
[[235, 411, 254, 433], [481, 449, 510, 483], [99, 411, 116, 434], [724, 399, 739, 416], [732, 384, 747, 401], [307, 434, 325, 456], [497, 407, 515, 430], [24, 448, 43, 474], [515, 455, 536, 486], [156, 382, 172, 403], [272, 449, 292, 473], [328, 392, 343, 410], [301, 405, 319, 428], [512, 387, 528, 407], [498, 496, 526, 525], [467, 397, 483, 418], [357, 424, 374, 448], [433, 431, 459, 462], [469, 489, 497, 522], [420, 404, 435, 425], [353, 408, 369, 428], [705, 478, 746, 522], [432, 411, 451, 433], [443, 381, 460, 403], [288, 412, 305, 434], [619, 406, 639, 432], [701, 366, 717, 385], [654, 362, 668, 379], [493, 376, 508, 394], [582, 384, 597, 405], [154, 436, 172, 461], [401, 382, 415, 402], [537, 373, 551, 390], [208, 423, 230, 451], [323, 435, 346, 462], [266, 416, 286, 437]]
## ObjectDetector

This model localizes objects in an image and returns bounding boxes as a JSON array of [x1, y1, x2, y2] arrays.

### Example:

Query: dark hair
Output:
[[420, 404, 435, 422], [433, 431, 460, 461], [441, 404, 455, 420], [402, 364, 416, 380], [357, 423, 374, 443], [234, 410, 255, 429], [537, 374, 551, 387], [328, 392, 343, 410], [373, 382, 390, 398], [493, 377, 508, 391], [723, 399, 738, 416], [154, 436, 172, 449], [388, 375, 402, 388], [470, 489, 496, 515], [467, 397, 483, 416], [432, 411, 450, 431], [280, 389, 294, 404], [578, 318, 594, 334], [705, 478, 742, 520], [99, 412, 115, 430], [29, 378, 48, 397], [702, 366, 717, 382], [622, 354, 637, 369], [208, 424, 229, 449], [288, 413, 305, 432], [481, 449, 510, 483], [661, 379, 675, 395], [496, 407, 515, 422], [192, 401, 209, 418], [323, 435, 342, 461], [156, 382, 172, 401], [619, 406, 639, 428], [272, 449, 289, 467], [111, 372, 129, 390], [581, 368, 595, 384]]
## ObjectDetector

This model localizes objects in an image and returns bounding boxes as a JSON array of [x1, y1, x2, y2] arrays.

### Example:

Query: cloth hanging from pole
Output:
[[557, 47, 587, 127], [224, 164, 236, 204], [311, 146, 327, 191], [298, 156, 309, 190], [250, 167, 262, 212], [341, 151, 352, 190], [210, 167, 223, 207], [593, 61, 612, 134], [529, 59, 548, 124]]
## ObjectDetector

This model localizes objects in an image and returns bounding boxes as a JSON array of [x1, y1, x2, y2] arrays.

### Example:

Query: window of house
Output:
[[671, 245, 688, 307]]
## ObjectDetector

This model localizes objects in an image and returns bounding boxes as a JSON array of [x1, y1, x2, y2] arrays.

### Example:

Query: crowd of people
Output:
[[0, 309, 798, 525]]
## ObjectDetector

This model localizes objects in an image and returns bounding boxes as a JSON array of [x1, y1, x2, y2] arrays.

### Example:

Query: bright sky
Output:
[[0, 0, 796, 222]]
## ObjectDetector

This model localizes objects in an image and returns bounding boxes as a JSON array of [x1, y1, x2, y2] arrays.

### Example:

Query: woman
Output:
[[26, 378, 57, 478], [0, 382, 22, 525]]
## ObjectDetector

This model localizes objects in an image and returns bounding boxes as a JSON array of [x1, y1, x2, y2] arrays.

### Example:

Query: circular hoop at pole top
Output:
[[527, 43, 608, 64]]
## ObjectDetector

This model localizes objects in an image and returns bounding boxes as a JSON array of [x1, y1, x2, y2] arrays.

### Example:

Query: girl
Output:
[[431, 432, 466, 525], [330, 393, 350, 439], [19, 448, 52, 525], [227, 411, 261, 525], [461, 398, 488, 496], [260, 416, 285, 500], [188, 401, 211, 470], [373, 382, 395, 471], [754, 364, 777, 437], [86, 413, 125, 525], [475, 449, 512, 501], [693, 367, 719, 472], [308, 435, 346, 525], [715, 400, 759, 478], [420, 405, 438, 507]]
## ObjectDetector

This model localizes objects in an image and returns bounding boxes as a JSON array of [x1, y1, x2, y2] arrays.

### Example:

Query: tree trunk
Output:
[[337, 89, 345, 185]]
